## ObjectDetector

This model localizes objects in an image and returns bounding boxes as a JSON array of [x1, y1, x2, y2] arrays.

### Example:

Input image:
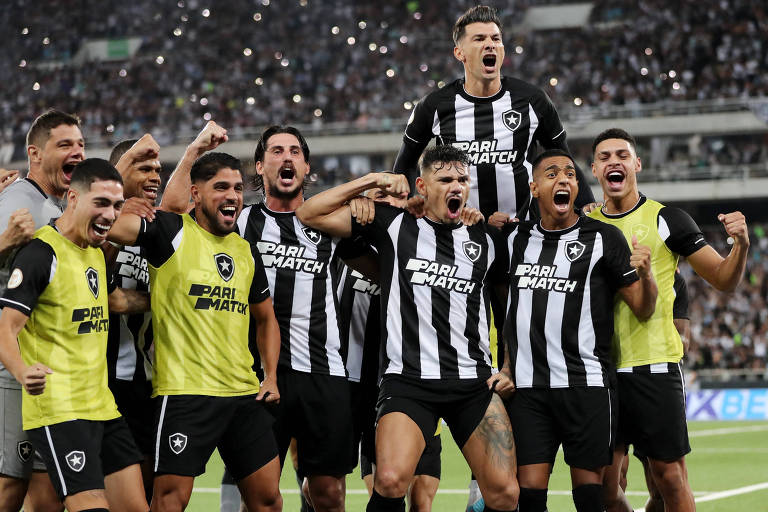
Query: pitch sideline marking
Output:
[[689, 424, 768, 437], [194, 488, 706, 496], [633, 481, 768, 512]]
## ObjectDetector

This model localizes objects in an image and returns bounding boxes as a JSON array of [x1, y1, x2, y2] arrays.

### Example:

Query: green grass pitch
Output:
[[185, 420, 768, 511]]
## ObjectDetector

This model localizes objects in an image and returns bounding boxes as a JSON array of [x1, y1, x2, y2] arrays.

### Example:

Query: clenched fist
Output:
[[2, 209, 35, 249], [718, 211, 749, 247], [630, 235, 652, 280]]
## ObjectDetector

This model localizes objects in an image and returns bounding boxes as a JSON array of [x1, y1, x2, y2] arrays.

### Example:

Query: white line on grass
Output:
[[689, 424, 768, 437], [193, 488, 707, 496], [633, 481, 768, 512]]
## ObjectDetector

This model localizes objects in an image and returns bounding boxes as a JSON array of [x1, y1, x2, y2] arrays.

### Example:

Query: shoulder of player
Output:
[[0, 179, 44, 214], [418, 78, 464, 107], [502, 76, 548, 101], [16, 237, 55, 259]]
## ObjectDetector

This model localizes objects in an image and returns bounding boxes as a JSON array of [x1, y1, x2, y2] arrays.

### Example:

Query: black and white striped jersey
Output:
[[497, 216, 639, 389], [335, 262, 381, 384], [352, 204, 495, 381], [393, 76, 593, 220], [107, 245, 153, 384], [237, 202, 350, 377]]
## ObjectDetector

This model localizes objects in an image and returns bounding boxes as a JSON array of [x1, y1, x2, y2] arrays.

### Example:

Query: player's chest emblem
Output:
[[462, 241, 482, 262], [214, 253, 235, 282], [85, 267, 99, 298], [17, 441, 33, 462], [631, 224, 650, 243], [502, 109, 522, 132], [302, 227, 322, 245], [564, 240, 586, 262], [169, 433, 188, 454], [65, 450, 85, 472]]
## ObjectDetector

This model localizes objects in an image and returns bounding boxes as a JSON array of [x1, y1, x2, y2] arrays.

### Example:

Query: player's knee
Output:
[[152, 487, 190, 512], [24, 500, 64, 512], [481, 479, 519, 510], [651, 461, 685, 491], [375, 468, 412, 498], [645, 496, 665, 512], [407, 491, 434, 512], [0, 484, 25, 512], [308, 484, 344, 511]]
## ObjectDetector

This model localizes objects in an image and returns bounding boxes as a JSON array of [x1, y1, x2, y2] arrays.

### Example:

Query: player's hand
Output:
[[21, 363, 52, 395], [121, 197, 156, 222], [2, 208, 35, 248], [374, 173, 409, 199], [718, 211, 749, 247], [189, 120, 228, 156], [460, 207, 484, 226], [487, 211, 519, 229], [630, 235, 652, 280], [581, 201, 603, 214], [405, 196, 425, 218], [0, 169, 19, 193], [349, 196, 375, 225], [487, 369, 515, 400], [256, 376, 280, 403]]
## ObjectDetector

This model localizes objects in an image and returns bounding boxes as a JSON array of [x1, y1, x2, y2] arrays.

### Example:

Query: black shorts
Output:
[[271, 369, 356, 476], [616, 363, 690, 462], [154, 394, 277, 480], [377, 375, 493, 449], [359, 432, 442, 480], [28, 417, 142, 500], [350, 380, 379, 464], [506, 387, 616, 470], [109, 379, 155, 456]]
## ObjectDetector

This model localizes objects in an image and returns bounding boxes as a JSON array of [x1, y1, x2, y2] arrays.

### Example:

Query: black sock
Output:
[[80, 509, 109, 512], [366, 489, 406, 512], [572, 484, 603, 512], [518, 487, 548, 512]]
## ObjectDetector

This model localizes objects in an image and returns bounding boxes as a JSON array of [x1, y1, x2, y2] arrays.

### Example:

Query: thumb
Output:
[[42, 365, 53, 374], [632, 234, 638, 248], [718, 213, 726, 222]]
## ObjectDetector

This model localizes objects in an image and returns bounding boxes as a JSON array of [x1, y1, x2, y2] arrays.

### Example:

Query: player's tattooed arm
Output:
[[0, 308, 52, 395], [297, 172, 409, 238], [251, 297, 281, 403], [108, 288, 150, 314]]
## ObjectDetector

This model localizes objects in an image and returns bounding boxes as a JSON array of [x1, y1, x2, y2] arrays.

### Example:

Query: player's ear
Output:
[[591, 160, 597, 179], [453, 45, 465, 63], [255, 160, 264, 175], [415, 176, 427, 197], [636, 157, 642, 174], [27, 144, 41, 164], [190, 183, 201, 203], [529, 180, 539, 199]]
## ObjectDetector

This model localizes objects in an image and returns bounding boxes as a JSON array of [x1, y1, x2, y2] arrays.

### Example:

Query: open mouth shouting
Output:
[[219, 203, 238, 223], [553, 189, 571, 213], [143, 185, 159, 201], [91, 220, 113, 242], [482, 53, 497, 73], [446, 195, 463, 219], [279, 166, 296, 187], [62, 162, 77, 184], [605, 168, 626, 192]]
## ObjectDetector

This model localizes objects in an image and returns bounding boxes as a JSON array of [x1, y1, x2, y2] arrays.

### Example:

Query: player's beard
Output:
[[201, 201, 237, 237], [265, 176, 303, 200]]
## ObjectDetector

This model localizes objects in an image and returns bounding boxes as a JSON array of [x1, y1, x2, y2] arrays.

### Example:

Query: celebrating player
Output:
[[0, 159, 149, 512], [495, 149, 657, 512], [588, 128, 749, 512], [108, 152, 282, 512], [297, 145, 519, 512], [393, 5, 594, 220]]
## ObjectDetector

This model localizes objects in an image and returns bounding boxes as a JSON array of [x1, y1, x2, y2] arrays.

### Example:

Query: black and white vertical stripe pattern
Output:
[[238, 203, 346, 377], [335, 264, 380, 383], [380, 214, 493, 380], [505, 222, 619, 389]]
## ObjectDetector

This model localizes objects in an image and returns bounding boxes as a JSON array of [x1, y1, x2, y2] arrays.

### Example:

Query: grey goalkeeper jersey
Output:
[[0, 178, 64, 389]]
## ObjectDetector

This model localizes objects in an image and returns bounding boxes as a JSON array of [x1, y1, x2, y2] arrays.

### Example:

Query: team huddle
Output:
[[0, 5, 751, 512]]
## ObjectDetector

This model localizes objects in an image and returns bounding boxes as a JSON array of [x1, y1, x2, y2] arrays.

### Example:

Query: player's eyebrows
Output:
[[597, 148, 631, 158], [54, 136, 85, 146], [267, 143, 302, 153], [544, 163, 575, 171]]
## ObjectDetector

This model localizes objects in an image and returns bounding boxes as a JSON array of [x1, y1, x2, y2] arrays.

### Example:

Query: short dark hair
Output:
[[453, 5, 502, 45], [253, 125, 310, 192], [26, 109, 81, 148], [419, 145, 470, 174], [591, 128, 637, 155], [190, 152, 242, 183], [70, 158, 123, 191], [531, 149, 575, 176], [108, 139, 139, 166]]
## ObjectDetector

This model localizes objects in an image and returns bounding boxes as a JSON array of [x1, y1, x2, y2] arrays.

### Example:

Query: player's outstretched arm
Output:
[[686, 212, 749, 292], [106, 211, 143, 247], [160, 121, 228, 214], [296, 172, 409, 238], [0, 308, 51, 395], [0, 208, 35, 258], [618, 236, 657, 320], [251, 297, 280, 403], [108, 288, 150, 314]]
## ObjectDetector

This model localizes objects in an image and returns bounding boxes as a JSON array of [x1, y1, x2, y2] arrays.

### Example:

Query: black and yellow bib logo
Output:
[[72, 306, 108, 334], [214, 253, 234, 282], [85, 267, 99, 298]]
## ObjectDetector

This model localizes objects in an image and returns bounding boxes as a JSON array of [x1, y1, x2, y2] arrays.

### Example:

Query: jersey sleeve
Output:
[[0, 239, 55, 315], [134, 210, 184, 267], [248, 244, 270, 305], [335, 235, 371, 261], [672, 271, 690, 319], [394, 96, 434, 191], [487, 224, 516, 282], [350, 203, 402, 248], [658, 207, 708, 257], [601, 225, 640, 289]]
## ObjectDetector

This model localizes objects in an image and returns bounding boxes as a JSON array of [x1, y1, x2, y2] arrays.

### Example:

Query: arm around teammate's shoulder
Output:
[[686, 211, 749, 292], [296, 172, 409, 238]]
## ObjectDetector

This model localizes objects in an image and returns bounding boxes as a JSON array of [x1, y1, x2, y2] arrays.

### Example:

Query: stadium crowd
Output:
[[2, 0, 768, 154]]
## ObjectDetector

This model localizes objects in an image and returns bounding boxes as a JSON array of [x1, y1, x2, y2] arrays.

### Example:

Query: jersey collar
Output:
[[599, 194, 647, 219]]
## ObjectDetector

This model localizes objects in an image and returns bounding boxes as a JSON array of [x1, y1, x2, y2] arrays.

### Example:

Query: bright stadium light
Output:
[[243, 48, 253, 56], [419, 64, 428, 72], [246, 97, 256, 105], [202, 8, 210, 17], [313, 109, 322, 117], [203, 112, 212, 120], [347, 37, 356, 45], [119, 68, 127, 77], [173, 27, 182, 36], [550, 77, 558, 86], [331, 26, 340, 35], [368, 43, 377, 51], [293, 94, 302, 103], [399, 35, 408, 44], [19, 60, 26, 68], [32, 82, 40, 91], [253, 13, 262, 21], [573, 97, 583, 105], [386, 69, 395, 77], [255, 77, 264, 86], [156, 55, 165, 64], [515, 46, 523, 54]]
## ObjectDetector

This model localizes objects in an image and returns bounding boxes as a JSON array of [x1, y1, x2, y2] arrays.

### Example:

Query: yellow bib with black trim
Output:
[[20, 225, 119, 429], [149, 214, 260, 397], [589, 199, 682, 367]]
